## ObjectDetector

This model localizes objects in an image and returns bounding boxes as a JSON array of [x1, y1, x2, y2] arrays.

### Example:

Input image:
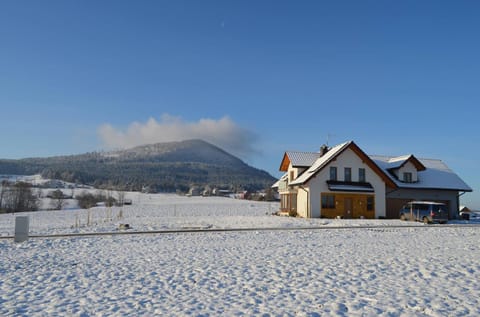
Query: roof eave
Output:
[[290, 141, 399, 189], [396, 185, 473, 192], [288, 181, 302, 187], [349, 142, 398, 189], [401, 155, 426, 171]]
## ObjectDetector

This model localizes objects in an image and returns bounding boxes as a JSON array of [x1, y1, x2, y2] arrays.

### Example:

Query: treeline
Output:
[[1, 161, 274, 193]]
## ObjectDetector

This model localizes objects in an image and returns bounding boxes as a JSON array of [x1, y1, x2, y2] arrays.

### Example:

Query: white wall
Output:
[[396, 161, 418, 182], [288, 166, 306, 183], [297, 187, 309, 218], [307, 167, 330, 218], [306, 148, 387, 218]]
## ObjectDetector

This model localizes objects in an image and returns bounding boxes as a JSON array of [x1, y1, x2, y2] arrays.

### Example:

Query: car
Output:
[[459, 211, 480, 221], [460, 211, 471, 220], [399, 201, 448, 224]]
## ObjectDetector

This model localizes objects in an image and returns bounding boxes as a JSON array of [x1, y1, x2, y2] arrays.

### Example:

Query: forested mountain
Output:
[[0, 139, 276, 192]]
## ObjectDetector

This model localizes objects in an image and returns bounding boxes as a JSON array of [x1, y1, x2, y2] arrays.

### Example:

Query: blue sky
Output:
[[1, 1, 479, 207]]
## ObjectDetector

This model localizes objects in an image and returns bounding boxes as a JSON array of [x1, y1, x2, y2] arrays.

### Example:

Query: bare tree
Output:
[[76, 191, 97, 209], [0, 180, 7, 211], [116, 191, 126, 206], [104, 189, 116, 207], [3, 182, 38, 212]]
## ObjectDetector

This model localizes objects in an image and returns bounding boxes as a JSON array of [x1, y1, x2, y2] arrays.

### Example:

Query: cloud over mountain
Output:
[[98, 114, 258, 159]]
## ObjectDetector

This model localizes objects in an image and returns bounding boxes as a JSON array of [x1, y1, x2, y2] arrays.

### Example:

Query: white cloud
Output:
[[98, 114, 259, 159]]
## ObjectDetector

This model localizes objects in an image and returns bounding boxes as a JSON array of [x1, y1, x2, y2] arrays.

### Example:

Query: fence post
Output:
[[14, 216, 29, 243]]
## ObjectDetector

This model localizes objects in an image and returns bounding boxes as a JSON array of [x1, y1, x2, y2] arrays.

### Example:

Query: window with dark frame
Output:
[[330, 167, 337, 181], [367, 196, 374, 211], [344, 167, 352, 182], [322, 194, 335, 209], [403, 172, 412, 183], [359, 168, 366, 182]]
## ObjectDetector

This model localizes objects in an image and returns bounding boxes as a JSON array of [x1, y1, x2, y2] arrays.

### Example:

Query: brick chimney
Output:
[[320, 144, 329, 156]]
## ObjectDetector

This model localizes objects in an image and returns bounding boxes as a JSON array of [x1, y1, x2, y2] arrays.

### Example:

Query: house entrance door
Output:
[[344, 198, 353, 219]]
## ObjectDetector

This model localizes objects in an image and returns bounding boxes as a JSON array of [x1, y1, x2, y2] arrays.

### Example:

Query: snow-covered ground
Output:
[[1, 193, 480, 316], [1, 192, 432, 237]]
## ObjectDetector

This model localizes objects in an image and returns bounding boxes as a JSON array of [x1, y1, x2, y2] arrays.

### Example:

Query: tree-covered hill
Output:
[[0, 139, 275, 192]]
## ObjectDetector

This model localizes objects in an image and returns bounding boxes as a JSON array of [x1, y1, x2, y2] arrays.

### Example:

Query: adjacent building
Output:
[[273, 141, 472, 219]]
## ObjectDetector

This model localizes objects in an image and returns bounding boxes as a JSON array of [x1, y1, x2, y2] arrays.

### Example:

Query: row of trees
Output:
[[0, 179, 129, 213], [0, 181, 38, 213], [75, 190, 123, 209], [1, 180, 276, 213]]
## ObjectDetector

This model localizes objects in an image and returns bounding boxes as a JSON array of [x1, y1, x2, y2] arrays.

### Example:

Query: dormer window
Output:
[[386, 154, 425, 183], [290, 171, 295, 182]]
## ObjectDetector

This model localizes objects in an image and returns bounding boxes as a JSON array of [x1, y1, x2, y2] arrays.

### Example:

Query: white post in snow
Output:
[[14, 216, 29, 243]]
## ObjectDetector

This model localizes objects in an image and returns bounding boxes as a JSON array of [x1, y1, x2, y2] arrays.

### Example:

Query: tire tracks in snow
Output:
[[1, 223, 480, 240]]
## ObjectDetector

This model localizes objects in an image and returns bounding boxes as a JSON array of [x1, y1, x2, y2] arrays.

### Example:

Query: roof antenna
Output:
[[326, 133, 335, 147]]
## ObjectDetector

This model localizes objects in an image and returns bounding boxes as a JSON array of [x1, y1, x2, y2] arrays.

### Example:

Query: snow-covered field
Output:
[[1, 192, 430, 237], [1, 194, 480, 316]]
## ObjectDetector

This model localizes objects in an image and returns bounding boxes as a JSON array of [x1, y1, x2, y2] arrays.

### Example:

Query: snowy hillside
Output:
[[1, 194, 480, 316], [0, 139, 276, 192]]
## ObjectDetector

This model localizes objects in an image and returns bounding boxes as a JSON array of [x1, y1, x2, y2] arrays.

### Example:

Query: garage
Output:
[[386, 198, 410, 219]]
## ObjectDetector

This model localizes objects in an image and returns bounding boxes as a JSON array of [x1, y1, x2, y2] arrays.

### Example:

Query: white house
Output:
[[273, 141, 472, 219]]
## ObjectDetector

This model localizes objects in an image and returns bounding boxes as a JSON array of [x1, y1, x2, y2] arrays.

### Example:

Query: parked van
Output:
[[399, 201, 448, 224]]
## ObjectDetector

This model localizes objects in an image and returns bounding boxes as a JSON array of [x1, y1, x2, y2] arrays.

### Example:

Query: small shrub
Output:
[[288, 209, 298, 217], [76, 192, 98, 209], [76, 191, 117, 209]]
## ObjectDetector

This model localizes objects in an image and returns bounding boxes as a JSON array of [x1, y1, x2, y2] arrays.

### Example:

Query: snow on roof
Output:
[[290, 141, 351, 186], [371, 155, 472, 192], [277, 141, 472, 192], [374, 154, 425, 171], [285, 151, 321, 167], [271, 173, 288, 188], [388, 155, 412, 163], [405, 201, 447, 205], [384, 155, 412, 169]]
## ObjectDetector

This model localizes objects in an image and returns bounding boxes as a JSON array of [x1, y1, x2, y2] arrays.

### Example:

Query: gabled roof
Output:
[[384, 154, 426, 171], [290, 141, 397, 188], [279, 151, 320, 171], [276, 141, 472, 193], [371, 155, 472, 192]]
